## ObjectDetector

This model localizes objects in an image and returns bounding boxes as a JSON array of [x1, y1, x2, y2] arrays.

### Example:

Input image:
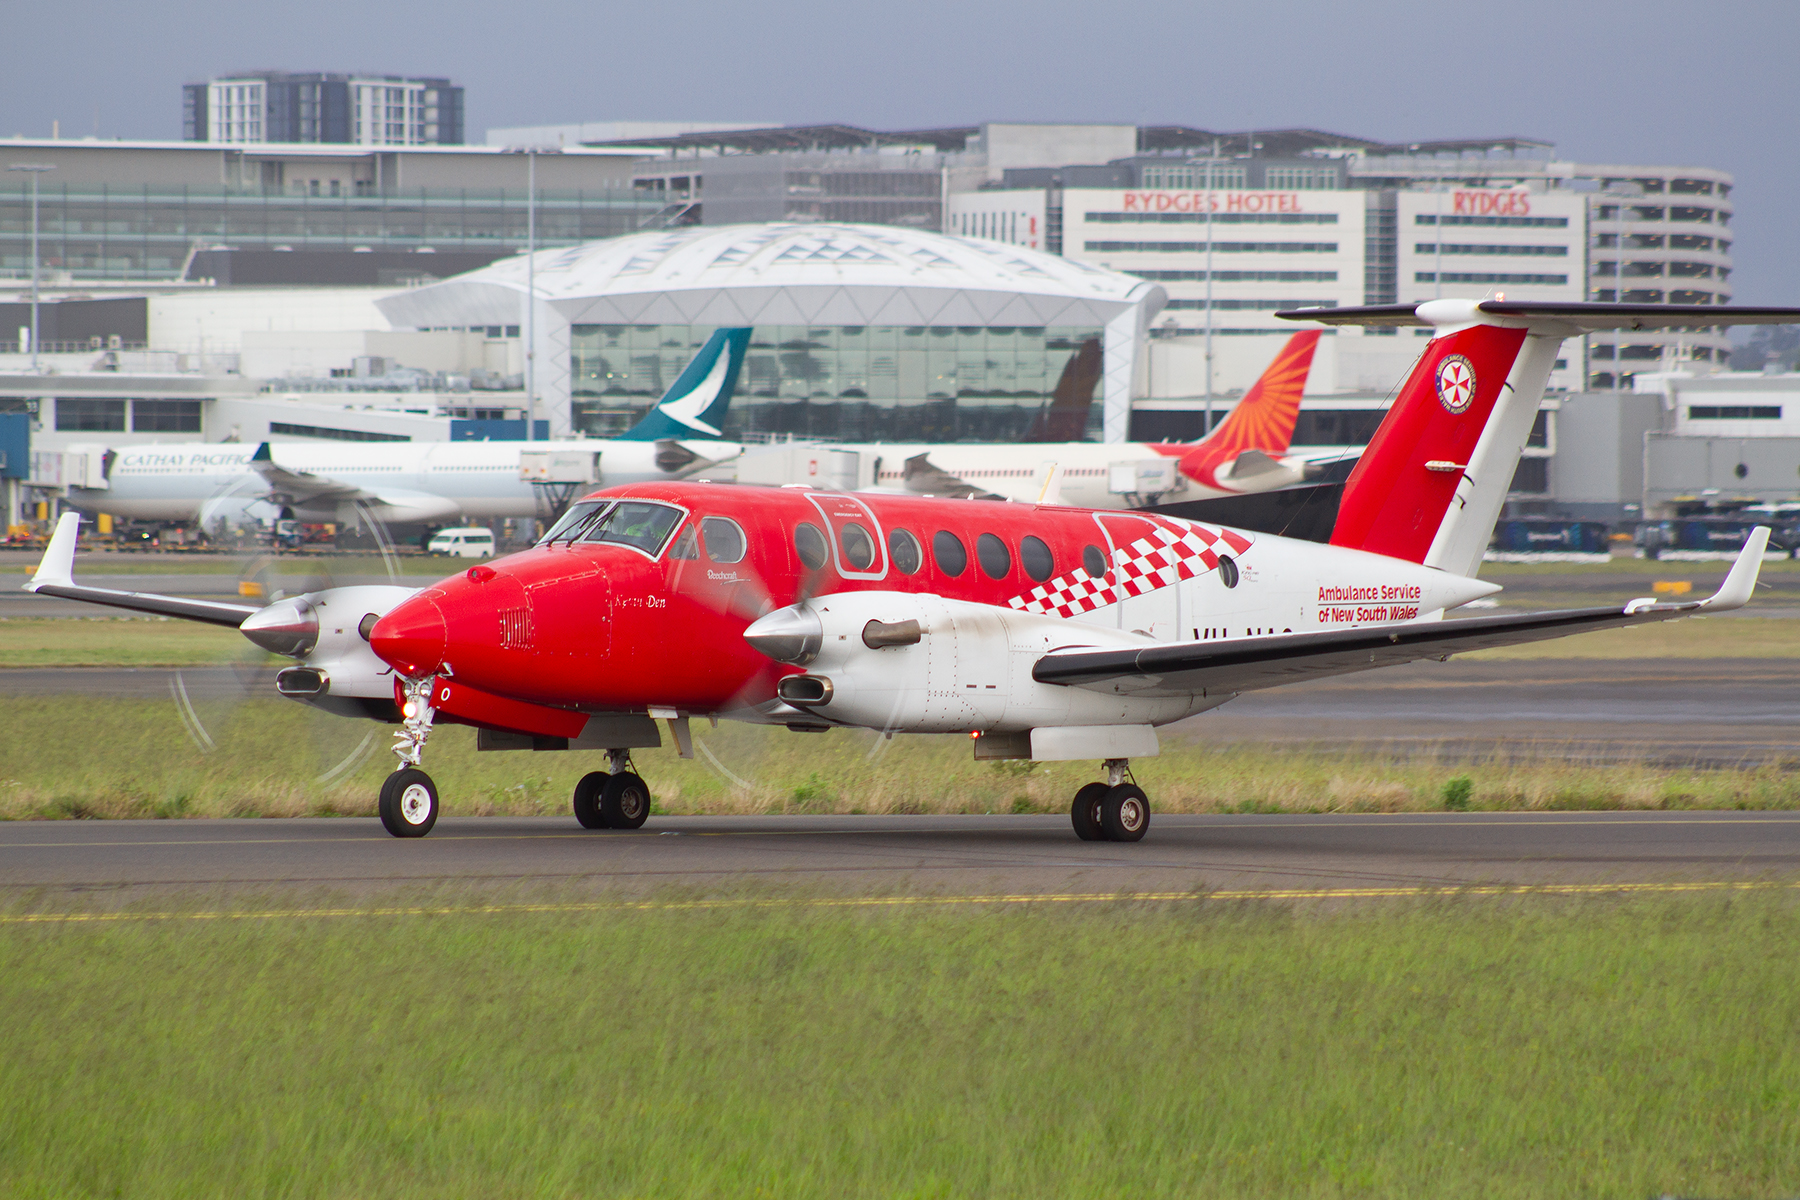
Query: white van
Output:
[[427, 527, 496, 559]]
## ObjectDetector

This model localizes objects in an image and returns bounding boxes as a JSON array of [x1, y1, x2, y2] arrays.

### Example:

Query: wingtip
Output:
[[26, 512, 81, 591], [1697, 525, 1771, 612]]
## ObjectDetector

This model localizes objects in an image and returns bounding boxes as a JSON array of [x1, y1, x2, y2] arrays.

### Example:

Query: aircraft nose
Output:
[[370, 595, 447, 676]]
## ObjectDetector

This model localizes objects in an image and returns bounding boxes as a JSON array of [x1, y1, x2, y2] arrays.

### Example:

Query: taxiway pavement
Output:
[[2, 812, 1796, 904]]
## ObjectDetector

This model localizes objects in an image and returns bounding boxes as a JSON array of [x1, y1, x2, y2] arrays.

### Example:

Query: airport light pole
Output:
[[8, 163, 55, 371], [1202, 138, 1219, 436], [525, 148, 537, 442]]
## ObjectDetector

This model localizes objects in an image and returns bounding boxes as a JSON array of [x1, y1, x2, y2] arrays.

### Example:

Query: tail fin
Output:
[[1175, 329, 1320, 489], [615, 327, 751, 442], [1277, 298, 1800, 576], [1025, 336, 1104, 442]]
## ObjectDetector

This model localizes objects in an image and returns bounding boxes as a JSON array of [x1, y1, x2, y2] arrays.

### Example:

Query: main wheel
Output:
[[1071, 782, 1109, 842], [1101, 784, 1150, 843], [379, 768, 439, 838], [600, 771, 652, 830], [572, 771, 608, 829]]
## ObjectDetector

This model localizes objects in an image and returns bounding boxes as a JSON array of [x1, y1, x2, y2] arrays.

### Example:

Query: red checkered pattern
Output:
[[1009, 519, 1253, 617]]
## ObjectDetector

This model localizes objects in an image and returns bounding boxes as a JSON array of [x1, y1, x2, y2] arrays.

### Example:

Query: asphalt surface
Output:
[[6, 657, 1796, 768], [3, 812, 1796, 903]]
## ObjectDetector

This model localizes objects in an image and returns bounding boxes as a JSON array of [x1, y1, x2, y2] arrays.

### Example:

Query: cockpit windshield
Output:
[[537, 500, 610, 545], [579, 501, 685, 556]]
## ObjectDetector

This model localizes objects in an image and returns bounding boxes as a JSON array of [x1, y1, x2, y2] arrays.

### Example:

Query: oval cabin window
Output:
[[976, 532, 1011, 580], [794, 523, 829, 571], [1021, 535, 1054, 582], [933, 531, 968, 577]]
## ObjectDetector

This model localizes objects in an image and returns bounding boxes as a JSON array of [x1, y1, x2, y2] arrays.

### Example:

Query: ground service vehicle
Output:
[[27, 301, 1800, 840], [427, 528, 496, 559]]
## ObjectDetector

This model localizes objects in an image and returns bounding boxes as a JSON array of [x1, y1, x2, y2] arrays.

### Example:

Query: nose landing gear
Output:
[[1069, 758, 1149, 843], [572, 750, 653, 831], [379, 676, 441, 838]]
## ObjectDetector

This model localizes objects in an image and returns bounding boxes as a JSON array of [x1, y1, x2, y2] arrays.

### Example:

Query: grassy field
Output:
[[2, 891, 1796, 1198], [5, 613, 1799, 669], [4, 694, 1798, 822]]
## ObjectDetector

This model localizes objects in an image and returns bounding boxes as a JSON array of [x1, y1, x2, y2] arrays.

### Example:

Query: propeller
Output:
[[168, 499, 418, 784]]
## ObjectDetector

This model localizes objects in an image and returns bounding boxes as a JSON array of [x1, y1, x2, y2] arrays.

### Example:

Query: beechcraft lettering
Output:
[[29, 298, 1800, 845]]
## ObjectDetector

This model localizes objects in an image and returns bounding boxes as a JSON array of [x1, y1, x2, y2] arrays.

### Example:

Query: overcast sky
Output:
[[4, 0, 1795, 305]]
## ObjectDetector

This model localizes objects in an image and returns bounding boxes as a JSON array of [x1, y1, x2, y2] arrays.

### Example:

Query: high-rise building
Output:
[[182, 72, 464, 146]]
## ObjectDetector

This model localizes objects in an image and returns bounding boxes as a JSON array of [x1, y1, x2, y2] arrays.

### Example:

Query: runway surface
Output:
[[6, 657, 1796, 767], [3, 812, 1797, 904]]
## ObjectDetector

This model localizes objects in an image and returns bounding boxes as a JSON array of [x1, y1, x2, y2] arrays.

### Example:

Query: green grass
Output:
[[0, 618, 275, 667], [2, 892, 1796, 1197], [4, 695, 1799, 822], [6, 552, 465, 576]]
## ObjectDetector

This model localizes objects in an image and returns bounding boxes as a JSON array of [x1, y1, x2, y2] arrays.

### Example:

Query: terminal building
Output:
[[183, 71, 465, 146]]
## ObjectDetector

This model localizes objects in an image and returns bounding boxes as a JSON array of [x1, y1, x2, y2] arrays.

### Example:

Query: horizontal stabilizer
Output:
[[1278, 301, 1800, 331]]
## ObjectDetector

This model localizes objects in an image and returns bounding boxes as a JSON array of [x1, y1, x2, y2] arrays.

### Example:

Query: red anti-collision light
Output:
[[370, 595, 448, 676]]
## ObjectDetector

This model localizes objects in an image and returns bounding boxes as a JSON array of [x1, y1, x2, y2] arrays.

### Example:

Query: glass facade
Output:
[[570, 324, 1104, 441], [0, 185, 663, 280]]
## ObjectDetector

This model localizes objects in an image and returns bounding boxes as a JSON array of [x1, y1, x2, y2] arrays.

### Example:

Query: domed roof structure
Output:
[[381, 221, 1162, 328], [377, 223, 1165, 439]]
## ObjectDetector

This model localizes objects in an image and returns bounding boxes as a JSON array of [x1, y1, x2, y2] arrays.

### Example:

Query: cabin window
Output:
[[839, 522, 877, 571], [1217, 555, 1240, 588], [1020, 535, 1054, 582], [889, 528, 923, 574], [700, 517, 746, 564], [581, 501, 684, 555], [933, 530, 968, 577], [1082, 544, 1108, 579], [669, 526, 700, 560], [795, 522, 830, 571], [538, 500, 609, 545], [976, 532, 1011, 580]]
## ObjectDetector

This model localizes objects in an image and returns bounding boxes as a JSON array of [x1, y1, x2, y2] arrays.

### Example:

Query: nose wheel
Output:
[[379, 768, 439, 837], [1068, 759, 1149, 843]]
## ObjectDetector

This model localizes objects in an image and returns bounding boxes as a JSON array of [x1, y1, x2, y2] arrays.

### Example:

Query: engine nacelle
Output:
[[745, 591, 1217, 736], [245, 584, 418, 719]]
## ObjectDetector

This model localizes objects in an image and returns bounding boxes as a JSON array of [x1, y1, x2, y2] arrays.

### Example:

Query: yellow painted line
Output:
[[5, 879, 1798, 924]]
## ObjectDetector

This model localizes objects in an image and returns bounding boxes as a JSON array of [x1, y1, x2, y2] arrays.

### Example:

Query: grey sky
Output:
[[5, 0, 1795, 304]]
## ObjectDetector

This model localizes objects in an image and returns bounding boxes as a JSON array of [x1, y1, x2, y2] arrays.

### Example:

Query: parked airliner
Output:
[[65, 328, 752, 529]]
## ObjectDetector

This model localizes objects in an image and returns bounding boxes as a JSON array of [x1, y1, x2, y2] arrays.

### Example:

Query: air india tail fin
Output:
[[1174, 329, 1319, 491], [1024, 336, 1104, 442], [1278, 299, 1800, 577]]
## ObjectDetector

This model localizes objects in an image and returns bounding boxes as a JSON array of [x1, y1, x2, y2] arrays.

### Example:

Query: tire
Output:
[[379, 768, 439, 838], [1070, 782, 1109, 841], [600, 772, 652, 830], [572, 771, 609, 829], [1101, 784, 1150, 843]]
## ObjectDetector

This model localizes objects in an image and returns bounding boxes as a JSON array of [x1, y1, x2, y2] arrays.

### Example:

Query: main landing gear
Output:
[[1070, 759, 1149, 843], [572, 750, 652, 831]]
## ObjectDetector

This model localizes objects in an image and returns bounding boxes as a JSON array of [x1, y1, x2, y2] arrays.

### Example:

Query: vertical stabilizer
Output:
[[615, 327, 751, 442], [1327, 308, 1528, 566], [1175, 329, 1320, 490]]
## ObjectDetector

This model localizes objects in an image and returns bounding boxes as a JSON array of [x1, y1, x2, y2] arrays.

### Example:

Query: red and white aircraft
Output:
[[28, 300, 1798, 841]]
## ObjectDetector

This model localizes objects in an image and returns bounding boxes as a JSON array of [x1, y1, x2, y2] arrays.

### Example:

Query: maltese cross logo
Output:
[[1435, 354, 1476, 414]]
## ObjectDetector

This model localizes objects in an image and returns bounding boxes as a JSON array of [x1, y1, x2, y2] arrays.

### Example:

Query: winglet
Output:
[[1697, 525, 1770, 612], [1036, 462, 1066, 506], [27, 512, 82, 591], [250, 441, 272, 463]]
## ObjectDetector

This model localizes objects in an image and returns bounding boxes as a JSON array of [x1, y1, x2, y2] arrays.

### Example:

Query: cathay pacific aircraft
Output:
[[67, 328, 751, 528]]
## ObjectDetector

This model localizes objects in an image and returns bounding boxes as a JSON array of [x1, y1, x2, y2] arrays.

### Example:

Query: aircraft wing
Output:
[[248, 442, 363, 502], [25, 513, 261, 628], [901, 453, 1004, 501], [1035, 529, 1768, 700]]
